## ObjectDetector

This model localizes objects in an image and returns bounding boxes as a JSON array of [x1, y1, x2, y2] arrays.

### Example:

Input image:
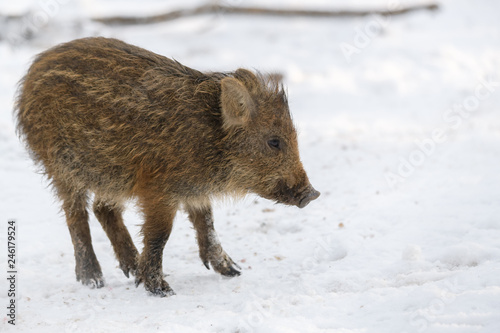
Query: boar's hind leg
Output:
[[135, 199, 177, 297], [56, 183, 104, 288], [186, 204, 241, 277], [93, 199, 138, 278]]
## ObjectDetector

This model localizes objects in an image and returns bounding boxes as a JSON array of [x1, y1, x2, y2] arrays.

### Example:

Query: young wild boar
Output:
[[15, 37, 320, 297]]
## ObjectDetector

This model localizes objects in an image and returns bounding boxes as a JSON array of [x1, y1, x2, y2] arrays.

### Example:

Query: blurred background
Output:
[[1, 1, 499, 332], [2, 0, 499, 210]]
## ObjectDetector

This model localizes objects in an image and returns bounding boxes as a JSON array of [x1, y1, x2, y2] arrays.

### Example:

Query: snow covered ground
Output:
[[1, 0, 500, 332]]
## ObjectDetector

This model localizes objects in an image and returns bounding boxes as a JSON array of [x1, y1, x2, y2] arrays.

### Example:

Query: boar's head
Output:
[[220, 69, 320, 208]]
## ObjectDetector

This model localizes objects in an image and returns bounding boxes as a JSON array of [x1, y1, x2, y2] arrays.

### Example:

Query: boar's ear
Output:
[[234, 68, 260, 92], [220, 77, 255, 130]]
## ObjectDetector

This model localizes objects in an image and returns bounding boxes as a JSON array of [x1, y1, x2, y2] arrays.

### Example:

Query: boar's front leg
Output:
[[186, 204, 241, 277], [135, 199, 177, 297]]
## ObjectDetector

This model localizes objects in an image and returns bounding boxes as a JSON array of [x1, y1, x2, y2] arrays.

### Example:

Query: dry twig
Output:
[[91, 3, 439, 26]]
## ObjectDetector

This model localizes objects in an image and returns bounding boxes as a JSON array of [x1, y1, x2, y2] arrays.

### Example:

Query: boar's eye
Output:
[[267, 138, 281, 150]]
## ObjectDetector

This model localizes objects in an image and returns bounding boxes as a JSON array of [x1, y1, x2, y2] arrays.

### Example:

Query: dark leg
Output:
[[93, 199, 138, 278], [56, 185, 104, 288], [135, 199, 177, 297], [186, 204, 241, 277]]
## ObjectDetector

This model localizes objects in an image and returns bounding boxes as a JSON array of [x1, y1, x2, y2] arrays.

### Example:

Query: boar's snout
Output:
[[266, 179, 320, 209], [297, 185, 320, 209]]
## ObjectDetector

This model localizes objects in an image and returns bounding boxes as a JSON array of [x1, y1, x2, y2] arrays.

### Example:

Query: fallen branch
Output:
[[92, 3, 439, 26]]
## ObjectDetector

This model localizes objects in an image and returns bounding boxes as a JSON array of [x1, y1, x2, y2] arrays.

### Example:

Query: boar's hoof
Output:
[[121, 266, 136, 279], [135, 275, 175, 297], [149, 284, 176, 298], [77, 273, 105, 289], [221, 265, 241, 277], [119, 260, 138, 278], [76, 263, 105, 289], [206, 250, 242, 277]]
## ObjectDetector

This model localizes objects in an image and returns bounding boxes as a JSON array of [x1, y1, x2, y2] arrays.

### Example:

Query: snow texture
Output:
[[1, 0, 500, 332]]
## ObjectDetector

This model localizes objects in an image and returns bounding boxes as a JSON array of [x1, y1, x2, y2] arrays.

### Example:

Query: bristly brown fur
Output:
[[14, 37, 318, 296]]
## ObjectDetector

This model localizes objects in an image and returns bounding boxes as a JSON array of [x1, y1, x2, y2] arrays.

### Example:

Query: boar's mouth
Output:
[[267, 179, 320, 209]]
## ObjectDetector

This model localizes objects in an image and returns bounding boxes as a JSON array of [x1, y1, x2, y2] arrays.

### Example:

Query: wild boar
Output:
[[15, 37, 319, 296]]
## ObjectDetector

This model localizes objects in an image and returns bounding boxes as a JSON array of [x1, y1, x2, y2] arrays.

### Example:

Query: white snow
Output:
[[1, 0, 500, 332]]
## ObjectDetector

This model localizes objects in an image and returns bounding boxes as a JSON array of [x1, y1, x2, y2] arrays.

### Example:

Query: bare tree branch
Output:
[[91, 3, 439, 26]]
